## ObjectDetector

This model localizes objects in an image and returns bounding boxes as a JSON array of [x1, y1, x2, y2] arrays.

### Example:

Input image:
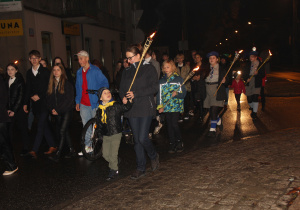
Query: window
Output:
[[41, 32, 52, 66], [99, 39, 105, 65]]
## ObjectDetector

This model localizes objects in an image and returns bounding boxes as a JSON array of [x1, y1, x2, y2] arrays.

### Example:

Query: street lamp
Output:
[[248, 21, 252, 25], [219, 42, 222, 45], [225, 38, 228, 41], [235, 30, 238, 33]]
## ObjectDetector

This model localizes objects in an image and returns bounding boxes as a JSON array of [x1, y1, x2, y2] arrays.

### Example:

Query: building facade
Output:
[[0, 0, 136, 82]]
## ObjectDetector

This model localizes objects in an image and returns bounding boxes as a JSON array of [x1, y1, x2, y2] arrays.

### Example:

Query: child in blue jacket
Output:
[[157, 60, 186, 153]]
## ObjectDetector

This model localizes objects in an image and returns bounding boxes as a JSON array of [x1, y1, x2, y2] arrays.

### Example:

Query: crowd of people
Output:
[[0, 45, 266, 180]]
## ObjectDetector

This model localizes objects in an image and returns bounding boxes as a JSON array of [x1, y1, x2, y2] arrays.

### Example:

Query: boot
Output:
[[44, 147, 57, 155]]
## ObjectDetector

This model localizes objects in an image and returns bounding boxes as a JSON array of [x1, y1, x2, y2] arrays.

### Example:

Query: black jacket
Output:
[[243, 61, 265, 88], [96, 101, 132, 136], [46, 80, 74, 115], [0, 76, 10, 123], [24, 65, 50, 114], [6, 73, 25, 113], [119, 61, 158, 118], [191, 64, 208, 101], [204, 64, 228, 101]]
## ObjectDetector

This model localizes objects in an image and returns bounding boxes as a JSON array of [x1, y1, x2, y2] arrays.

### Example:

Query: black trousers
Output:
[[195, 99, 204, 119], [165, 112, 182, 144], [0, 122, 17, 171], [235, 94, 241, 106], [184, 92, 192, 115], [54, 110, 73, 154], [8, 109, 30, 150], [209, 106, 222, 121]]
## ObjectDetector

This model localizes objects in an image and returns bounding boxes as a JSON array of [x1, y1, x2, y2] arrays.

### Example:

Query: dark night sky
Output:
[[138, 0, 295, 61]]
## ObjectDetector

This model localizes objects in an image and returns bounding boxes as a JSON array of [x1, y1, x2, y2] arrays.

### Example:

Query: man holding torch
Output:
[[243, 50, 265, 120], [204, 51, 227, 137]]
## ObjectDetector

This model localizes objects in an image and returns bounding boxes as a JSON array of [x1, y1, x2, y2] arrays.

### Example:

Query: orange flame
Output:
[[192, 66, 200, 72], [269, 50, 272, 56], [150, 32, 156, 39], [14, 60, 18, 64], [238, 50, 243, 54]]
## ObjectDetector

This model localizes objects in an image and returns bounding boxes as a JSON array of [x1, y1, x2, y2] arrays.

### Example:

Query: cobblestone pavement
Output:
[[61, 128, 300, 210]]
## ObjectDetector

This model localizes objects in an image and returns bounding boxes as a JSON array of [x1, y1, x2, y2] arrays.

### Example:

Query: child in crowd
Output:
[[97, 87, 132, 180], [231, 71, 246, 111], [157, 60, 186, 153], [191, 71, 206, 122]]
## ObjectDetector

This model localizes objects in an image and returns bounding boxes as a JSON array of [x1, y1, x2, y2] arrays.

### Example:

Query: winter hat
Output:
[[97, 87, 109, 100], [206, 51, 219, 58]]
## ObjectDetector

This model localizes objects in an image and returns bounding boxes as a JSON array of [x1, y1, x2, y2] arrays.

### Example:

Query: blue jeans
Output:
[[80, 104, 97, 147], [129, 116, 157, 172]]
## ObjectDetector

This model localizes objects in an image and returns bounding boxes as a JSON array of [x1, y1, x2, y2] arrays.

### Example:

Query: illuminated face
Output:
[[209, 56, 218, 66], [29, 56, 41, 66], [40, 60, 47, 67], [163, 63, 173, 76], [177, 56, 184, 64], [126, 52, 140, 64], [100, 89, 112, 102], [78, 56, 89, 67], [7, 65, 17, 78], [192, 51, 196, 59], [195, 55, 202, 63], [249, 55, 257, 62], [53, 66, 62, 78]]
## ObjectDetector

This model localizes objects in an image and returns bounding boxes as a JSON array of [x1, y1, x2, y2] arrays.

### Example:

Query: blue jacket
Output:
[[75, 64, 109, 109], [157, 73, 186, 113]]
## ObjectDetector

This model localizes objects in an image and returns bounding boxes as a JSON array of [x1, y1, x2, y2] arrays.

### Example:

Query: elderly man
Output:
[[75, 50, 109, 155]]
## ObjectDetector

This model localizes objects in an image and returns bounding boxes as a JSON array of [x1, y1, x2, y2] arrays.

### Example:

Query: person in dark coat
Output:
[[119, 45, 159, 179], [46, 64, 75, 161], [23, 50, 56, 158], [243, 50, 265, 120], [53, 57, 75, 87], [96, 87, 132, 180], [0, 76, 18, 175], [6, 63, 30, 156], [204, 51, 227, 137]]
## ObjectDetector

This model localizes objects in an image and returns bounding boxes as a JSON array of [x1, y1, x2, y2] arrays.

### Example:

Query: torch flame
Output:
[[150, 32, 156, 39], [192, 66, 200, 72], [238, 50, 243, 54], [14, 60, 18, 64], [269, 50, 272, 56]]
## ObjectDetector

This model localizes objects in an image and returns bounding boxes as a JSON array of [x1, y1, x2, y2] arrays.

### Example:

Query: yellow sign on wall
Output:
[[0, 19, 23, 37], [62, 21, 80, 36]]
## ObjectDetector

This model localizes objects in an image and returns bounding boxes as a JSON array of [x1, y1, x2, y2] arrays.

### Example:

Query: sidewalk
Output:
[[62, 128, 300, 210]]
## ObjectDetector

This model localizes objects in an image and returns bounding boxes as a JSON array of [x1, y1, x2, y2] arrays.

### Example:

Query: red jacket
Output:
[[232, 79, 246, 94]]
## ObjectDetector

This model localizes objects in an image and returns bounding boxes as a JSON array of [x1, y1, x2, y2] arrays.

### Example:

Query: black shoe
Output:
[[249, 107, 253, 111], [168, 144, 176, 154], [237, 104, 241, 111], [20, 149, 29, 157], [206, 131, 216, 137], [106, 169, 119, 181], [130, 170, 145, 180], [176, 141, 184, 152], [251, 112, 257, 120]]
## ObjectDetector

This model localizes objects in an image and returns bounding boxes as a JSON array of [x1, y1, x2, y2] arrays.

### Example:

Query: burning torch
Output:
[[245, 50, 272, 85], [214, 50, 243, 96], [128, 32, 156, 92]]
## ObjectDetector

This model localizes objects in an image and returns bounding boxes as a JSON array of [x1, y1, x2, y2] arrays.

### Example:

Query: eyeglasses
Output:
[[30, 57, 40, 60], [126, 54, 136, 61]]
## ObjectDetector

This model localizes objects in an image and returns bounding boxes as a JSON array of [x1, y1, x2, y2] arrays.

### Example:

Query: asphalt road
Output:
[[0, 71, 300, 209]]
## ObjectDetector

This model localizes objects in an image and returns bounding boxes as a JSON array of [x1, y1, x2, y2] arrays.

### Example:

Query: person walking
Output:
[[204, 51, 227, 137], [46, 64, 75, 161], [96, 88, 132, 180], [0, 76, 18, 175], [119, 45, 160, 179], [243, 50, 265, 120], [23, 50, 56, 158], [75, 50, 109, 155], [231, 71, 246, 111], [6, 63, 30, 156], [157, 60, 186, 153]]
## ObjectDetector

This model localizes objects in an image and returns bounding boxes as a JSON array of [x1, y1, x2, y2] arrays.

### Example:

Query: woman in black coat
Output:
[[119, 45, 159, 179], [46, 64, 75, 161], [6, 63, 30, 156]]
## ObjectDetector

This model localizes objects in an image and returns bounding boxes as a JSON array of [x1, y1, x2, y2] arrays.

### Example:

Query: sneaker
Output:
[[130, 170, 145, 180], [184, 116, 189, 120], [188, 110, 194, 117], [77, 151, 83, 156], [3, 167, 18, 176], [168, 143, 177, 154], [178, 119, 183, 123], [106, 169, 119, 181], [217, 119, 223, 131], [206, 131, 216, 137], [151, 154, 160, 171], [176, 141, 184, 152], [85, 146, 94, 153], [44, 147, 57, 155]]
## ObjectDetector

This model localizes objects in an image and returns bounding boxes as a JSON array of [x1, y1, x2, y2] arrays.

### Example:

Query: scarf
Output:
[[98, 100, 115, 124]]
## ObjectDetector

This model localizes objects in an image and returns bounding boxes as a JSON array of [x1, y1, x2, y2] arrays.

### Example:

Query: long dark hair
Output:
[[47, 64, 67, 95]]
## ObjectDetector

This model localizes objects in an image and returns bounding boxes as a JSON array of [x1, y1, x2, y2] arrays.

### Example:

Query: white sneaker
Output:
[[188, 110, 194, 116], [3, 167, 18, 176], [78, 151, 83, 156], [85, 146, 94, 153]]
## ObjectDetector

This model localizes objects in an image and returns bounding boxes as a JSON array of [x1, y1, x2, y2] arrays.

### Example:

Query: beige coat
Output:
[[176, 65, 191, 92]]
